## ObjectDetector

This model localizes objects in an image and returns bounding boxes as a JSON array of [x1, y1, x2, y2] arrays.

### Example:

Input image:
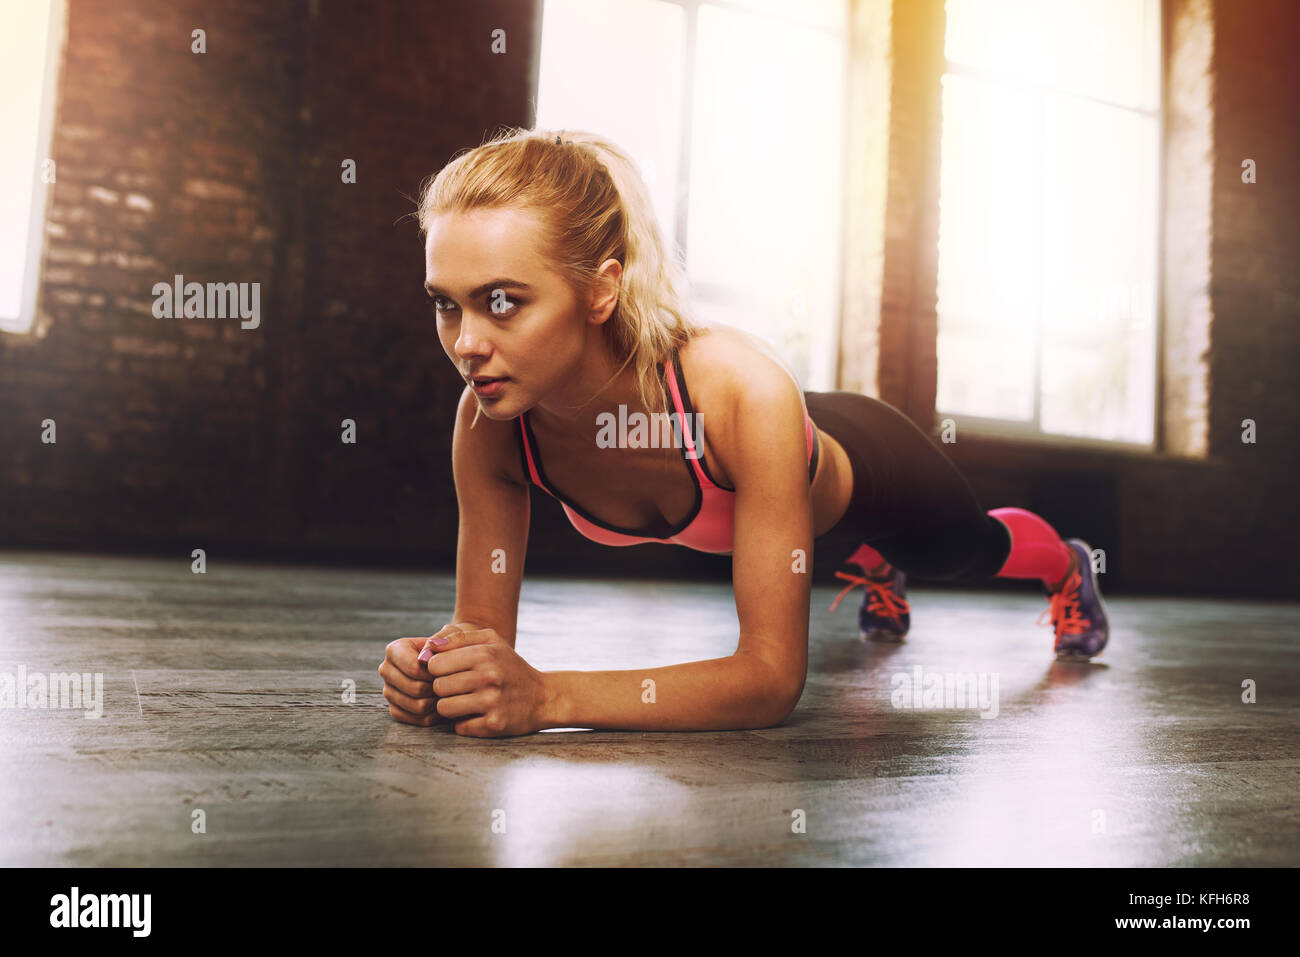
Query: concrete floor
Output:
[[1, 550, 1297, 867]]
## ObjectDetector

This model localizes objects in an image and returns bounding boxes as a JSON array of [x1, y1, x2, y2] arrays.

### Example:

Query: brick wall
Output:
[[0, 0, 564, 567], [2, 0, 1296, 596], [854, 0, 1299, 597]]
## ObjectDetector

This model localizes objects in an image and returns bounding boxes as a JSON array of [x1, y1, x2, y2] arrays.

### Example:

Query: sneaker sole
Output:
[[860, 629, 907, 643]]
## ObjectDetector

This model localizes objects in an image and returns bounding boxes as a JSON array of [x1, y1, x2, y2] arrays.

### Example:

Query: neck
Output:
[[531, 333, 667, 437]]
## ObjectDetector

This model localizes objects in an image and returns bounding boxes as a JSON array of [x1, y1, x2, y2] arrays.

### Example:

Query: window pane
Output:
[[939, 0, 1160, 445], [1039, 95, 1158, 443], [686, 1, 846, 389], [945, 0, 1160, 110], [538, 0, 686, 243], [0, 0, 58, 326], [936, 74, 1040, 421], [707, 0, 847, 32]]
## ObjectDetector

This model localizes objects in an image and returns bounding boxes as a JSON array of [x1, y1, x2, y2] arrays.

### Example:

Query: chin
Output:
[[473, 398, 520, 421]]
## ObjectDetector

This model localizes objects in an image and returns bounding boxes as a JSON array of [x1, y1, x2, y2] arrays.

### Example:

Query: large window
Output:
[[936, 0, 1162, 446], [537, 0, 848, 391], [0, 0, 66, 336]]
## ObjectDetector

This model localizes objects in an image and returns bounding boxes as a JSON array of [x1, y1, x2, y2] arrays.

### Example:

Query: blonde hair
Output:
[[414, 126, 703, 427]]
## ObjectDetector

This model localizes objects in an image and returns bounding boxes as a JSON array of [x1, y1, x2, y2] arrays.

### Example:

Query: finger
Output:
[[378, 658, 435, 698], [416, 623, 468, 662], [388, 636, 436, 681], [450, 715, 494, 737], [388, 636, 433, 678], [423, 643, 490, 679], [418, 626, 496, 662], [383, 681, 441, 717], [430, 620, 483, 641], [387, 701, 441, 727], [435, 688, 494, 720], [429, 670, 479, 699]]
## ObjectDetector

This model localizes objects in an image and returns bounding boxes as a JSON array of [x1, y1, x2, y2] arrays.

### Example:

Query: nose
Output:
[[452, 311, 491, 366]]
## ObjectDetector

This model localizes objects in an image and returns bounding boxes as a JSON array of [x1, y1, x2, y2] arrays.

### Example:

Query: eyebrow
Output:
[[423, 278, 533, 298]]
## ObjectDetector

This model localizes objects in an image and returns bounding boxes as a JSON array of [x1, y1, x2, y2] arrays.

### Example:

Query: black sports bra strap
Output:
[[808, 424, 820, 485]]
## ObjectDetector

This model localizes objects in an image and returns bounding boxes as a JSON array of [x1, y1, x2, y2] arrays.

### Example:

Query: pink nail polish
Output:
[[432, 636, 450, 646], [418, 648, 433, 662]]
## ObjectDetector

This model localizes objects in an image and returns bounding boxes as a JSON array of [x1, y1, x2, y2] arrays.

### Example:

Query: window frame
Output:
[[540, 0, 850, 392], [3, 0, 67, 338], [933, 1, 1165, 452], [673, 0, 850, 393]]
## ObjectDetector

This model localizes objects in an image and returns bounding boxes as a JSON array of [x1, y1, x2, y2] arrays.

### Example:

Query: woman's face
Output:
[[424, 207, 594, 420]]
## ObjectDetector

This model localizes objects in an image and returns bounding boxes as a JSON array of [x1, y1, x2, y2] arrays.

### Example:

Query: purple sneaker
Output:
[[1038, 538, 1110, 660], [830, 563, 910, 642]]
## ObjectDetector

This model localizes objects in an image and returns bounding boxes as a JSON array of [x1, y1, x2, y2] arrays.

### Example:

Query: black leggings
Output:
[[805, 391, 1012, 581]]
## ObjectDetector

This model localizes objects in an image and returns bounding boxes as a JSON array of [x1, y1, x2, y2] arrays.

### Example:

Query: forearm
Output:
[[542, 652, 794, 732]]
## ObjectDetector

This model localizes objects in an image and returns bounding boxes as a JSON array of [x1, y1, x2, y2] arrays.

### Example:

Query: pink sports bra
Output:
[[515, 349, 820, 554]]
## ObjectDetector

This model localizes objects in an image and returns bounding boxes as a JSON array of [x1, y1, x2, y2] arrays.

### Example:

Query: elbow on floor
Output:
[[755, 685, 804, 728]]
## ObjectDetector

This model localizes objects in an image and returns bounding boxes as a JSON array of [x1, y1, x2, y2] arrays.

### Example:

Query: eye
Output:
[[485, 289, 520, 316], [427, 292, 521, 318]]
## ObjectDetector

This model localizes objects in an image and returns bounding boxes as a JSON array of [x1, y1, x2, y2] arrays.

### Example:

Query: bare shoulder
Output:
[[677, 323, 809, 483], [452, 384, 528, 487], [678, 322, 807, 418]]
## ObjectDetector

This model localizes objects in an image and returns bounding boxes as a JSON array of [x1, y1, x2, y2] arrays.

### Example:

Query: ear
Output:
[[588, 259, 623, 325]]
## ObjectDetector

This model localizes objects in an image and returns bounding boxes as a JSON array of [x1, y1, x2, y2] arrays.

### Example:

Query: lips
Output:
[[469, 375, 509, 397]]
